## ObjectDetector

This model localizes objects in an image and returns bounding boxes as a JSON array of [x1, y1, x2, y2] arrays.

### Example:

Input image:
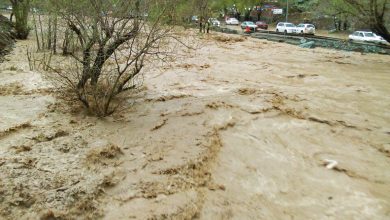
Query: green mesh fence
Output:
[[211, 26, 390, 55]]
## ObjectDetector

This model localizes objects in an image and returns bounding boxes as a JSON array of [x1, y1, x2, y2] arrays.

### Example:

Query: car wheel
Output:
[[284, 30, 287, 34]]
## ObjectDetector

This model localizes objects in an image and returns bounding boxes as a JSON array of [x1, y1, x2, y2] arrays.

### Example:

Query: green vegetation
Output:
[[28, 0, 192, 116], [327, 0, 390, 42], [0, 15, 14, 57], [0, 0, 388, 41]]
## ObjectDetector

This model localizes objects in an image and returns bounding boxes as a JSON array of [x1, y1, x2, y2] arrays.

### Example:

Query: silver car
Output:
[[276, 22, 297, 34], [208, 18, 220, 27], [241, 21, 257, 31], [296, 24, 316, 35]]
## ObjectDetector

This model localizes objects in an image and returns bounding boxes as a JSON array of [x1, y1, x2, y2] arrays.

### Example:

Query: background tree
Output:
[[10, 0, 30, 39], [330, 0, 389, 41], [39, 0, 190, 116]]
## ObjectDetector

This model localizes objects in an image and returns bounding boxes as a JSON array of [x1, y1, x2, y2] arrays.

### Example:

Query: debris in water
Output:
[[323, 159, 338, 169]]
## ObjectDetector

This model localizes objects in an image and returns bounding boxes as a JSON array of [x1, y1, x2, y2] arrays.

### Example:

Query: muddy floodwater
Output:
[[0, 33, 389, 219]]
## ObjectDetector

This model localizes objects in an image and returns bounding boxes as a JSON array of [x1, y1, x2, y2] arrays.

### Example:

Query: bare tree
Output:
[[40, 0, 188, 116], [193, 0, 210, 32]]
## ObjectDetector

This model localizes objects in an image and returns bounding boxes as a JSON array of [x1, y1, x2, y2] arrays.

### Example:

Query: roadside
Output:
[[222, 23, 349, 40]]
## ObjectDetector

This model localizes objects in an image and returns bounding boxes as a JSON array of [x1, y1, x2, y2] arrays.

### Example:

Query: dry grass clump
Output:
[[213, 35, 246, 43], [205, 101, 234, 109], [0, 122, 32, 138], [10, 145, 32, 153], [176, 63, 195, 69], [237, 88, 257, 95], [0, 82, 25, 96], [7, 66, 19, 71], [85, 141, 123, 165], [32, 130, 69, 143], [145, 94, 191, 102]]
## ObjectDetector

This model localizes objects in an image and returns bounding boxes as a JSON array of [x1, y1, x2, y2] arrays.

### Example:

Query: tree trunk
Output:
[[53, 16, 57, 53], [372, 22, 390, 42], [47, 17, 52, 50], [38, 14, 44, 48], [32, 12, 40, 50], [11, 0, 30, 40], [90, 47, 106, 86], [62, 29, 70, 55]]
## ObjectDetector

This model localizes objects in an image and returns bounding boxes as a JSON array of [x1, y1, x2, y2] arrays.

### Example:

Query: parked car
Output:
[[191, 15, 199, 23], [276, 22, 297, 34], [255, 21, 268, 30], [6, 6, 12, 11], [226, 18, 239, 25], [241, 21, 257, 31], [348, 31, 388, 44], [208, 18, 220, 27], [296, 23, 315, 34], [30, 8, 39, 13]]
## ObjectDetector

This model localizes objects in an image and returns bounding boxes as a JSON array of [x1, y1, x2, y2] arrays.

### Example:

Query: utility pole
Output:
[[285, 0, 289, 22]]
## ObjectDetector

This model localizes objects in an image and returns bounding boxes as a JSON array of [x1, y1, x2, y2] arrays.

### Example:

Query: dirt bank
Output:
[[0, 33, 389, 219], [0, 15, 14, 61]]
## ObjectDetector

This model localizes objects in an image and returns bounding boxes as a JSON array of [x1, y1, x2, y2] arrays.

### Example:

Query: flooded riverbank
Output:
[[1, 33, 389, 219]]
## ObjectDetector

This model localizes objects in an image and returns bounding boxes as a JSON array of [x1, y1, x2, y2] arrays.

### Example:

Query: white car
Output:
[[208, 18, 220, 27], [349, 31, 388, 44], [191, 15, 199, 23], [276, 22, 297, 34], [226, 18, 239, 25], [241, 21, 257, 31], [296, 23, 316, 35]]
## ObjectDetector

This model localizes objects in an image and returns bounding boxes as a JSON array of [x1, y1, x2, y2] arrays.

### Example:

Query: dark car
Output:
[[256, 21, 268, 30]]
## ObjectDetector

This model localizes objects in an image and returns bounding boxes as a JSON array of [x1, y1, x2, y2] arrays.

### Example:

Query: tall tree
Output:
[[10, 0, 30, 39], [40, 0, 190, 116], [331, 0, 389, 42]]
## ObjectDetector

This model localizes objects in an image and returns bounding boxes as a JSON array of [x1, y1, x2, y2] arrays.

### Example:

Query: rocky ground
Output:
[[0, 33, 389, 219]]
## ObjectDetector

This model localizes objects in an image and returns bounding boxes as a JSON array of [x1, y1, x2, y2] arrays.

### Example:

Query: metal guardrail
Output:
[[0, 9, 11, 14], [211, 26, 390, 55]]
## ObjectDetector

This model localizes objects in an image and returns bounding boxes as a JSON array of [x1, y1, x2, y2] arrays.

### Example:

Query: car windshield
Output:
[[286, 24, 295, 27], [297, 24, 304, 27], [364, 33, 374, 37], [247, 22, 255, 25]]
